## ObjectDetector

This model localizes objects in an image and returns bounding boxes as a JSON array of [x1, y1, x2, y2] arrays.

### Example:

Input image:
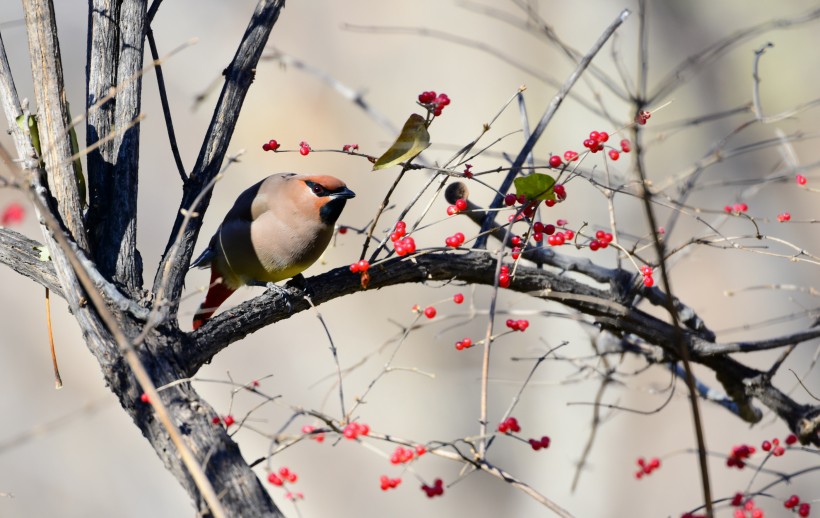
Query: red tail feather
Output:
[[192, 268, 235, 330]]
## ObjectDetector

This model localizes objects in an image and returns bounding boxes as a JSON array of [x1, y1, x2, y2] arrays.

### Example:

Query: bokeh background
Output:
[[1, 1, 818, 517]]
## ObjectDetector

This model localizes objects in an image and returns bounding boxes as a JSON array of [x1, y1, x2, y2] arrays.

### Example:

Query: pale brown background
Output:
[[0, 1, 818, 517]]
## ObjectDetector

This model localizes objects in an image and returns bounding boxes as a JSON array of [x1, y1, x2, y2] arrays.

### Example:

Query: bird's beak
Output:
[[333, 187, 356, 199]]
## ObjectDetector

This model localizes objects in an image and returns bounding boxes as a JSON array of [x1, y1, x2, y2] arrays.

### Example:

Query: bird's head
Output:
[[295, 174, 356, 225]]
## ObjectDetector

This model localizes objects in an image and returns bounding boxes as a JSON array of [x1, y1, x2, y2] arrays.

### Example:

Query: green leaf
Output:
[[16, 113, 41, 158], [513, 173, 556, 202], [373, 114, 430, 171]]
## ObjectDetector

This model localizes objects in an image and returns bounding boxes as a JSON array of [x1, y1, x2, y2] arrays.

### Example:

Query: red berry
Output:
[[357, 259, 370, 272], [785, 495, 801, 509], [539, 436, 550, 448], [528, 438, 541, 451], [761, 440, 771, 452], [349, 262, 360, 273], [548, 155, 562, 168], [553, 184, 566, 200], [643, 276, 654, 287], [777, 212, 791, 222], [620, 139, 631, 152], [223, 415, 235, 427], [299, 141, 310, 156], [731, 493, 744, 507], [589, 240, 600, 251], [608, 149, 620, 161], [598, 131, 609, 142], [267, 473, 283, 486], [212, 416, 221, 424], [798, 503, 811, 517], [498, 273, 511, 288], [455, 199, 468, 211], [424, 306, 437, 319], [785, 434, 798, 445], [140, 393, 150, 403], [453, 293, 464, 304], [446, 205, 458, 216], [796, 174, 807, 185]]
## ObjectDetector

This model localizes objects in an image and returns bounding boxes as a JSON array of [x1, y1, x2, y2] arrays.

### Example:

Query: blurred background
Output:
[[0, 1, 818, 516]]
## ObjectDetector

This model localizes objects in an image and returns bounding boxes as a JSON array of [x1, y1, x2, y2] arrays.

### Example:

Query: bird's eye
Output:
[[312, 184, 323, 195]]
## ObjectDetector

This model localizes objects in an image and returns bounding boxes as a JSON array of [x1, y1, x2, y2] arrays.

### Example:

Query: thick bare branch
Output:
[[85, 0, 146, 295], [23, 0, 88, 250]]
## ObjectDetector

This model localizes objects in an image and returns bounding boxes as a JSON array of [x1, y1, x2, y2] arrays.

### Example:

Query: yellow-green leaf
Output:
[[16, 113, 41, 158], [35, 246, 51, 262], [513, 173, 556, 202], [373, 113, 430, 171]]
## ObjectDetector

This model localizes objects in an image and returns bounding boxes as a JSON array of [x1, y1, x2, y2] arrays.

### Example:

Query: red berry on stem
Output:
[[424, 306, 437, 319], [549, 155, 562, 168], [796, 174, 807, 185], [453, 293, 464, 304], [608, 149, 620, 161]]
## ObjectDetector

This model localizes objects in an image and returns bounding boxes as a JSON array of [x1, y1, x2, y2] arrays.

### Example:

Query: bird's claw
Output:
[[264, 282, 293, 312]]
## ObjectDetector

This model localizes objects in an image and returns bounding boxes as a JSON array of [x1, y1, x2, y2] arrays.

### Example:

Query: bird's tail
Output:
[[192, 267, 235, 330]]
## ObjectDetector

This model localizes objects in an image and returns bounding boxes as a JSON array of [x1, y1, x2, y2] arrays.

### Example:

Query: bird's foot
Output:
[[285, 273, 314, 300], [252, 280, 294, 312]]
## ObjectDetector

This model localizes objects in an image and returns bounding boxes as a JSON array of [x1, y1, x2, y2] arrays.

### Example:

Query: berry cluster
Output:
[[446, 198, 468, 216], [421, 478, 444, 498], [444, 231, 466, 248], [301, 424, 325, 443], [389, 445, 426, 464], [589, 230, 614, 251], [640, 265, 654, 288], [582, 130, 609, 153], [531, 221, 556, 242], [726, 444, 756, 469], [634, 457, 661, 479], [497, 416, 521, 434], [724, 202, 749, 214], [1, 202, 25, 226], [505, 319, 529, 332], [528, 436, 551, 451], [379, 475, 402, 491], [389, 220, 417, 256], [342, 143, 359, 152], [503, 193, 539, 218], [563, 150, 579, 162], [261, 139, 280, 152], [343, 422, 370, 440], [785, 495, 811, 517], [732, 499, 764, 518], [635, 110, 651, 125], [349, 259, 370, 273], [417, 91, 451, 116], [267, 466, 298, 486], [777, 212, 791, 222], [454, 337, 473, 350], [212, 415, 235, 427]]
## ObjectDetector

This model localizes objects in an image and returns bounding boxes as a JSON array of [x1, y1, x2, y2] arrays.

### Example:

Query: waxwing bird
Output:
[[190, 173, 355, 330]]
